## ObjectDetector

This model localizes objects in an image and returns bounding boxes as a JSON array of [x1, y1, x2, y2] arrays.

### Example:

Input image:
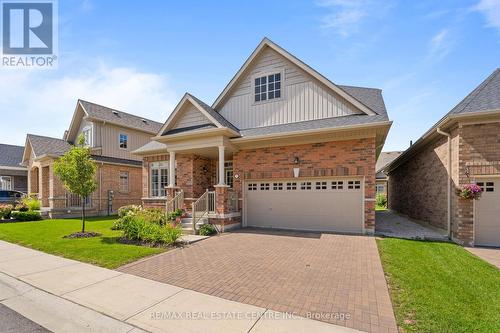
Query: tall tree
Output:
[[54, 135, 97, 233]]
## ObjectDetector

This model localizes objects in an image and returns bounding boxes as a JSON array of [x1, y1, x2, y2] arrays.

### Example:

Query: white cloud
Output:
[[426, 28, 454, 63], [475, 0, 500, 33], [316, 0, 392, 37], [0, 65, 178, 145]]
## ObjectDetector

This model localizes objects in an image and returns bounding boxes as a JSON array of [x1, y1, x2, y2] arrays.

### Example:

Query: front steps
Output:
[[180, 216, 208, 235]]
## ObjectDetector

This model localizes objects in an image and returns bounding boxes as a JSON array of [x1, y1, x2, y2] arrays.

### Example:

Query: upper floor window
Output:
[[254, 73, 281, 102], [119, 133, 128, 149], [82, 127, 92, 146]]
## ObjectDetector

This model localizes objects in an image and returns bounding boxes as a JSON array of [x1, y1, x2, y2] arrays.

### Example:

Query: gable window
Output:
[[119, 172, 129, 193], [151, 162, 168, 197], [82, 127, 92, 146], [254, 73, 281, 102], [119, 134, 128, 149]]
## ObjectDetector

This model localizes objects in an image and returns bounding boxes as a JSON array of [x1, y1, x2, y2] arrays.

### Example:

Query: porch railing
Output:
[[192, 190, 216, 231], [208, 191, 216, 213], [66, 193, 91, 208], [166, 190, 184, 214]]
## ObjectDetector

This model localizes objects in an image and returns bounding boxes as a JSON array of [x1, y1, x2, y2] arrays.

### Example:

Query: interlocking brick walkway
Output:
[[119, 229, 397, 333]]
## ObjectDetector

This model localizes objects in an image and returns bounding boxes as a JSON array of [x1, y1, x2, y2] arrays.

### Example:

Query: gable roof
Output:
[[79, 100, 163, 134], [376, 151, 403, 173], [26, 134, 72, 158], [212, 38, 377, 116], [158, 93, 240, 136], [0, 144, 26, 169], [386, 68, 500, 173]]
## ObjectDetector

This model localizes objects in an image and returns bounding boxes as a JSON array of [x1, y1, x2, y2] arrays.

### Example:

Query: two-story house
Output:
[[133, 38, 392, 234], [21, 100, 163, 217]]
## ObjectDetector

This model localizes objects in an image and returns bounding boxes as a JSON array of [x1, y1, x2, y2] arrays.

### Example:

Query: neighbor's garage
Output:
[[244, 178, 364, 233], [475, 180, 500, 247]]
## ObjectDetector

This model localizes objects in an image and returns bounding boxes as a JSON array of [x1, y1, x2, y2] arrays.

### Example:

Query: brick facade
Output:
[[141, 137, 378, 233], [233, 137, 377, 232], [27, 159, 142, 218], [389, 121, 500, 246]]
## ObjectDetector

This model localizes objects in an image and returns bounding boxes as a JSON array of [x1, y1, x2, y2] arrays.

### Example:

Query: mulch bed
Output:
[[63, 232, 102, 239]]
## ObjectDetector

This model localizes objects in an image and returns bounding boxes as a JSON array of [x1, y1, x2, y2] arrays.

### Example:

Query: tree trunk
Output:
[[81, 196, 86, 233]]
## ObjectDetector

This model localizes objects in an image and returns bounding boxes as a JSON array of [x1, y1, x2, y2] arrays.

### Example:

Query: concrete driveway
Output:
[[119, 229, 397, 333]]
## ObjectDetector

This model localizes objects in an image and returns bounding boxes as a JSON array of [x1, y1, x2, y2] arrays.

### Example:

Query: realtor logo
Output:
[[1, 0, 58, 68]]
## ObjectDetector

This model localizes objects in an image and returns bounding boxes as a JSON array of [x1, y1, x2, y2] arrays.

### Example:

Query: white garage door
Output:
[[245, 178, 364, 233], [475, 180, 500, 247]]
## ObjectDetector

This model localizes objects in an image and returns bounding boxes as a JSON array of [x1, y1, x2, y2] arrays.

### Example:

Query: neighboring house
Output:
[[21, 100, 163, 218], [386, 68, 500, 247], [133, 38, 392, 234], [0, 144, 27, 192], [375, 151, 402, 196]]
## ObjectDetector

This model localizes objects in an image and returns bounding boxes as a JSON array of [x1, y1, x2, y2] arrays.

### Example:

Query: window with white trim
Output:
[[477, 182, 494, 192], [376, 184, 385, 193], [82, 127, 92, 147], [224, 161, 233, 188], [254, 73, 281, 102], [0, 176, 12, 190], [151, 162, 168, 197], [119, 133, 128, 149], [119, 172, 129, 193]]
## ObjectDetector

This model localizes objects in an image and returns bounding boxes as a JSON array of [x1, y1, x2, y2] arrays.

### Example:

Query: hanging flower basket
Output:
[[458, 184, 482, 200]]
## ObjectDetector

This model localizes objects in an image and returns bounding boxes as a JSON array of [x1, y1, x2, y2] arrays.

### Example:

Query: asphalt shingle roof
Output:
[[0, 144, 25, 168], [79, 100, 163, 134], [448, 68, 500, 115], [91, 155, 142, 166], [27, 134, 72, 157], [186, 94, 240, 133], [376, 151, 403, 173], [338, 85, 388, 118]]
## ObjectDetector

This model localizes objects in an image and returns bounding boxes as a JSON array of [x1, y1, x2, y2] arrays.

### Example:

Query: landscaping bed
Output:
[[377, 238, 500, 333]]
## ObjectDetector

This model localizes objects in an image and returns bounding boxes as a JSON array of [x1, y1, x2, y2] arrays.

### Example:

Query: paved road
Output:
[[0, 303, 50, 333]]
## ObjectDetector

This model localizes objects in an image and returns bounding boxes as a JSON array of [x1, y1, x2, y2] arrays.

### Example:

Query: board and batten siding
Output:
[[218, 47, 361, 129], [171, 103, 211, 130], [97, 123, 153, 161]]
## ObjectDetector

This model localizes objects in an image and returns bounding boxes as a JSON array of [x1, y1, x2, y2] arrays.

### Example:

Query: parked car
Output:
[[0, 190, 25, 204]]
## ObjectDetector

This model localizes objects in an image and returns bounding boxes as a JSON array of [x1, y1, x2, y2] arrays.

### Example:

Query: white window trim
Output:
[[0, 176, 12, 190], [119, 133, 129, 150], [82, 125, 93, 147], [251, 70, 284, 106], [150, 161, 169, 197]]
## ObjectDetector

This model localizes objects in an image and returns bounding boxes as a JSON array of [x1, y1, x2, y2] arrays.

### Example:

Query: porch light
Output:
[[202, 166, 208, 174], [294, 157, 300, 164]]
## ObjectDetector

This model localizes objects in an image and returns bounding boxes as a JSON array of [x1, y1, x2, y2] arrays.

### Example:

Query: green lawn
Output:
[[377, 238, 500, 333], [0, 217, 165, 269]]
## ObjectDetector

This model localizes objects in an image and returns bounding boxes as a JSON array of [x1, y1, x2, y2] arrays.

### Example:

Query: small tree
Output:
[[54, 135, 97, 233]]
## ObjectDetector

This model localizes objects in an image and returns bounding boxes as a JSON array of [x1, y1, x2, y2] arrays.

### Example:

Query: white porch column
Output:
[[169, 151, 176, 187], [218, 145, 225, 186]]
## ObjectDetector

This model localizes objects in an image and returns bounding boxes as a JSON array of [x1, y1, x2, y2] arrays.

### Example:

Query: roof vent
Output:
[[112, 111, 119, 116], [141, 118, 147, 123]]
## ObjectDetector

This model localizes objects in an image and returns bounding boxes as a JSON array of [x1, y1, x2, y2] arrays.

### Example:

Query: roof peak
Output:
[[78, 99, 162, 126]]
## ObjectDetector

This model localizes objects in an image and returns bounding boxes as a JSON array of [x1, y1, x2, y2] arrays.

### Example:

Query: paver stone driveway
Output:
[[119, 229, 397, 333]]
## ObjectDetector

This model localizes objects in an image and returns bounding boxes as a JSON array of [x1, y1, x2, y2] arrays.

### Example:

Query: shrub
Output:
[[376, 193, 387, 208], [141, 208, 168, 226], [167, 208, 184, 222], [118, 205, 142, 218], [22, 196, 41, 211], [121, 214, 182, 246], [198, 223, 217, 236], [15, 202, 29, 212], [11, 211, 42, 221], [0, 204, 14, 219]]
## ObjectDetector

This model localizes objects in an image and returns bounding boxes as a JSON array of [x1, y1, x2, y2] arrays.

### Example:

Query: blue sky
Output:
[[1, 0, 499, 151]]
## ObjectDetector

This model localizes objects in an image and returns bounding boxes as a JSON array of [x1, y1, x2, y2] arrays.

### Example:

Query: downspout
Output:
[[436, 127, 451, 238]]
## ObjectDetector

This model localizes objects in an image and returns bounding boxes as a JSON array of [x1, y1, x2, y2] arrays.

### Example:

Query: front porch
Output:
[[141, 143, 242, 234]]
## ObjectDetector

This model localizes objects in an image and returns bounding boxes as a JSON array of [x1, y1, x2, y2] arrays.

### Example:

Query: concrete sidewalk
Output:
[[0, 240, 362, 333]]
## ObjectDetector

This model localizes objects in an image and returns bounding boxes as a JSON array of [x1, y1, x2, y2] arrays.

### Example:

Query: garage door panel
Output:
[[246, 179, 363, 233], [475, 180, 499, 247]]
